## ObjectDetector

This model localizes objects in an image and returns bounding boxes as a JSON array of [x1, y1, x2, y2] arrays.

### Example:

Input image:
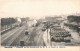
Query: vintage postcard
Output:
[[0, 0, 80, 51]]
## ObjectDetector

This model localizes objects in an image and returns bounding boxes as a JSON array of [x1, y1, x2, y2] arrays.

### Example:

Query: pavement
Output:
[[25, 24, 45, 46], [43, 29, 51, 46], [5, 24, 45, 46], [1, 26, 26, 46]]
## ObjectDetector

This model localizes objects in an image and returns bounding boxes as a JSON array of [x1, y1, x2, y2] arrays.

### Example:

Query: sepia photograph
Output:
[[0, 0, 80, 47]]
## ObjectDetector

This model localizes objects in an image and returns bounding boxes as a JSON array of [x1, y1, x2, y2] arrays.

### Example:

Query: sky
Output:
[[0, 0, 80, 19]]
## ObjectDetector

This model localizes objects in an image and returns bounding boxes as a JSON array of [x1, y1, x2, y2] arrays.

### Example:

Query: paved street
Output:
[[1, 24, 45, 46], [43, 29, 51, 46], [1, 26, 26, 46]]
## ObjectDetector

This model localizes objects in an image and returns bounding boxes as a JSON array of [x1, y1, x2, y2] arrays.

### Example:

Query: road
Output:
[[43, 29, 51, 46], [11, 24, 45, 46], [25, 25, 45, 46], [1, 26, 26, 46], [1, 24, 45, 46]]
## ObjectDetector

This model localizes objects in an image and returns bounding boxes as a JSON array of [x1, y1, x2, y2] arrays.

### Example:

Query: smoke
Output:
[[17, 18, 21, 22]]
